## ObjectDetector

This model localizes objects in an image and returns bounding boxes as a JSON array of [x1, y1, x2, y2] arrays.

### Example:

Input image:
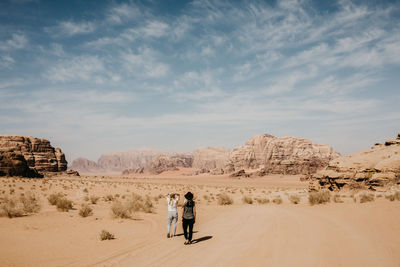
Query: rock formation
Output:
[[70, 157, 102, 174], [192, 147, 230, 173], [311, 133, 400, 190], [147, 154, 193, 174], [225, 134, 339, 175], [97, 148, 167, 173], [0, 135, 67, 177]]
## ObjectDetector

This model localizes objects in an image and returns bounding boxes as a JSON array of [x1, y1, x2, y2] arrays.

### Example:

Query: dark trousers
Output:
[[182, 218, 194, 241]]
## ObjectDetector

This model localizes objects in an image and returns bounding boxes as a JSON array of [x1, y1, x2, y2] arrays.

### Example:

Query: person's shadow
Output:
[[190, 236, 213, 244]]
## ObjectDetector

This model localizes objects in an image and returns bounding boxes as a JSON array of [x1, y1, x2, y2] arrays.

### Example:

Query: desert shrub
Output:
[[385, 192, 400, 201], [48, 193, 64, 205], [359, 193, 375, 203], [90, 196, 100, 204], [56, 198, 73, 212], [105, 194, 114, 202], [255, 197, 269, 204], [99, 230, 115, 241], [217, 193, 233, 205], [289, 194, 300, 204], [111, 201, 132, 219], [20, 192, 41, 213], [79, 204, 93, 217], [272, 196, 283, 204], [0, 197, 24, 218], [242, 195, 253, 204], [142, 196, 154, 213], [308, 190, 331, 205], [333, 194, 344, 203]]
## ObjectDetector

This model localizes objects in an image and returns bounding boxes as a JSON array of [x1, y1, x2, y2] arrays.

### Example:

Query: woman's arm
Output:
[[193, 205, 196, 221]]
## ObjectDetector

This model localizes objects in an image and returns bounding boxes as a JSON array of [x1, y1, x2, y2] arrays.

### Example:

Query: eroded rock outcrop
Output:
[[311, 133, 400, 191], [193, 147, 230, 173], [70, 157, 102, 174], [147, 154, 193, 174], [225, 134, 339, 175], [0, 135, 67, 177]]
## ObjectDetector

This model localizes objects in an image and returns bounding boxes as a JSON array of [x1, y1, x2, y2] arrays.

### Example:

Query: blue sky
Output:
[[1, 0, 400, 163]]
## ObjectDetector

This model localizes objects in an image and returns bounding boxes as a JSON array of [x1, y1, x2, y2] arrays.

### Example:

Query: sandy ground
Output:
[[0, 174, 399, 267]]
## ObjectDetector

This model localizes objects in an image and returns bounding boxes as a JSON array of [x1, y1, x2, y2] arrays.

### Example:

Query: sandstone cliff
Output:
[[225, 134, 339, 175], [70, 157, 102, 174], [97, 148, 167, 172], [146, 154, 193, 174], [192, 147, 230, 173], [311, 133, 400, 190], [0, 135, 67, 177]]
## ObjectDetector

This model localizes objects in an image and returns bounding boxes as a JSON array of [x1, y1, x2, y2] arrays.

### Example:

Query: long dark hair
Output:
[[184, 192, 194, 207]]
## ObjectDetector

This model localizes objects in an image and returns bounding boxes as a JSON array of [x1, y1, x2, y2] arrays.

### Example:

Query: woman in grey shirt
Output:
[[182, 192, 196, 245]]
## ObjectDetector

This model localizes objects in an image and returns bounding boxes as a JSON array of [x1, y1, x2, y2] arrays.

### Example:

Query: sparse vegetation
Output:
[[255, 197, 269, 204], [20, 192, 41, 213], [308, 190, 331, 205], [333, 194, 344, 203], [217, 193, 233, 205], [90, 196, 100, 204], [289, 194, 300, 204], [56, 198, 73, 212], [79, 204, 93, 217], [111, 193, 154, 219], [0, 197, 24, 218], [48, 193, 64, 205], [99, 230, 115, 241], [385, 192, 400, 201], [242, 195, 253, 204], [272, 196, 283, 204], [359, 193, 375, 203]]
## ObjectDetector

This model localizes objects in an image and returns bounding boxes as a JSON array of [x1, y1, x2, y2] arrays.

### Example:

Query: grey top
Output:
[[182, 200, 195, 219]]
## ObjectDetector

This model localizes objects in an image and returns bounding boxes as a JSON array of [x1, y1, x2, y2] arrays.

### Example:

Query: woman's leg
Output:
[[172, 213, 178, 236], [167, 212, 172, 236], [188, 219, 194, 242], [182, 218, 188, 240]]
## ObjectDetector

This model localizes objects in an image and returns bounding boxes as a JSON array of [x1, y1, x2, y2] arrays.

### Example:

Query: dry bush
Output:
[[242, 195, 253, 204], [289, 194, 300, 204], [90, 196, 100, 204], [111, 193, 154, 218], [333, 194, 344, 203], [272, 196, 283, 204], [48, 193, 64, 205], [359, 193, 375, 203], [0, 197, 24, 218], [20, 192, 41, 213], [99, 230, 115, 241], [142, 196, 154, 213], [105, 194, 114, 202], [255, 197, 269, 204], [217, 193, 233, 205], [385, 192, 400, 201], [309, 190, 331, 205], [56, 198, 73, 212], [79, 204, 93, 217]]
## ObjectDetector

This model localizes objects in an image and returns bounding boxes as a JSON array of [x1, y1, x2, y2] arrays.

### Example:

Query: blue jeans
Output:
[[167, 211, 178, 235]]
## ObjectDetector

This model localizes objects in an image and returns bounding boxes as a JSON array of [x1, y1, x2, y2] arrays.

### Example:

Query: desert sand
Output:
[[1, 172, 399, 267]]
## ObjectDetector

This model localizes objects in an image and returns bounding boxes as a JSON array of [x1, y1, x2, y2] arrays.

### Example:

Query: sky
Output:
[[1, 0, 400, 163]]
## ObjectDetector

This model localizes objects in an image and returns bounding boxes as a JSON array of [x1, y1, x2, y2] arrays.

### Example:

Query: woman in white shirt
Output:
[[166, 193, 180, 238]]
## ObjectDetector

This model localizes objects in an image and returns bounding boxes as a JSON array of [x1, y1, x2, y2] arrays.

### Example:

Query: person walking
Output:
[[182, 192, 196, 245], [166, 193, 180, 238]]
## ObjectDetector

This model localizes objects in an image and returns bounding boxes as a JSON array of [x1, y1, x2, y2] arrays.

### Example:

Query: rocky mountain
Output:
[[225, 134, 339, 175], [147, 154, 193, 174], [70, 157, 102, 173], [192, 147, 230, 173], [0, 135, 67, 177], [311, 133, 400, 190]]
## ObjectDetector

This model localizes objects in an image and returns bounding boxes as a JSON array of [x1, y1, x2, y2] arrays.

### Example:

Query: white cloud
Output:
[[44, 55, 106, 82], [0, 33, 28, 50], [47, 21, 95, 37], [121, 48, 169, 78], [0, 54, 15, 68], [107, 3, 140, 24]]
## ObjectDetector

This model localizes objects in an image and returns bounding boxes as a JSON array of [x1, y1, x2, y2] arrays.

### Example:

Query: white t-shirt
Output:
[[166, 197, 179, 212]]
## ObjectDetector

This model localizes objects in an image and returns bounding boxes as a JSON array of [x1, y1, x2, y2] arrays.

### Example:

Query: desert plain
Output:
[[1, 171, 399, 267]]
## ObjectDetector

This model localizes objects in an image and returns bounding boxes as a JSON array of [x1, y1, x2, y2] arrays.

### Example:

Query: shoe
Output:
[[167, 233, 170, 238]]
